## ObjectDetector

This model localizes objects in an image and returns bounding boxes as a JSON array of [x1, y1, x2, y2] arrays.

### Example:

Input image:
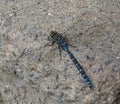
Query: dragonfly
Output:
[[45, 31, 94, 90]]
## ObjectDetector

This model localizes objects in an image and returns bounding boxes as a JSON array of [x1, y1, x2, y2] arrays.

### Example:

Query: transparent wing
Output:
[[63, 16, 106, 49], [41, 43, 62, 68], [41, 15, 106, 76]]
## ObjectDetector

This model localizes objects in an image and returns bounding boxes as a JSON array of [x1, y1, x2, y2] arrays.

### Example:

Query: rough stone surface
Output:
[[0, 0, 120, 104]]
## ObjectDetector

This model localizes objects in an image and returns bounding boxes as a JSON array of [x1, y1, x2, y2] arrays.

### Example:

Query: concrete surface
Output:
[[0, 0, 120, 104]]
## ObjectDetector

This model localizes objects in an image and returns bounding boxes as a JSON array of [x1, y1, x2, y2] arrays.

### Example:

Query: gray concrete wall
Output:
[[0, 0, 120, 104]]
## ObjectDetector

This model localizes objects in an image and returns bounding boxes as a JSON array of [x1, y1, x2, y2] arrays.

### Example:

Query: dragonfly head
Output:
[[49, 31, 57, 39]]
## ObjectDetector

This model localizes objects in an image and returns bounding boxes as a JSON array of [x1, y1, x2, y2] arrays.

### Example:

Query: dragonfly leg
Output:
[[49, 41, 55, 46], [43, 36, 56, 47], [44, 40, 55, 47], [58, 45, 62, 60]]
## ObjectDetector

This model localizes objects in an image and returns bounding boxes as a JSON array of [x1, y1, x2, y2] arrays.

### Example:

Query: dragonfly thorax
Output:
[[49, 31, 68, 51]]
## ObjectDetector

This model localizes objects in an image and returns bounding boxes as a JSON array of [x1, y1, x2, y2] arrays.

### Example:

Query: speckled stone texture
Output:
[[0, 0, 120, 104]]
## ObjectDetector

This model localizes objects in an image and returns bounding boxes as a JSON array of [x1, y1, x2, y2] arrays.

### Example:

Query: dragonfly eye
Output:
[[49, 31, 57, 38]]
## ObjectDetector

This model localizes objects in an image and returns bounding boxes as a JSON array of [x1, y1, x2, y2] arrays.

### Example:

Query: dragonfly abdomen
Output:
[[67, 50, 93, 89]]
